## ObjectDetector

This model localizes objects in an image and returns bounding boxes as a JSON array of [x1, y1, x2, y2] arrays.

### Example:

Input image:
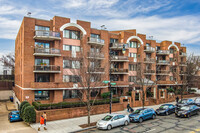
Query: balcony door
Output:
[[35, 59, 50, 66]]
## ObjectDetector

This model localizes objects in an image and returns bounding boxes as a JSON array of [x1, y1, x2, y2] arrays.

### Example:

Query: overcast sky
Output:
[[0, 0, 200, 56]]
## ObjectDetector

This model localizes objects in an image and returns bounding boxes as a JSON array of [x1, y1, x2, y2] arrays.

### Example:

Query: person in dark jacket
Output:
[[176, 96, 179, 103], [127, 103, 130, 112]]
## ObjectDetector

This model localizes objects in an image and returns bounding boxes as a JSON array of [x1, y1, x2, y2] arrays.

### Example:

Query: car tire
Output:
[[152, 114, 156, 119], [139, 117, 143, 123], [107, 125, 112, 130], [166, 111, 169, 115], [124, 120, 129, 126]]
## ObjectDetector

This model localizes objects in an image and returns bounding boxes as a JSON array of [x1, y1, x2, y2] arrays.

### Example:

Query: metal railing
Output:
[[110, 43, 129, 49], [34, 48, 61, 55], [144, 58, 155, 62], [34, 65, 60, 72], [156, 70, 170, 74], [144, 46, 155, 52], [111, 68, 128, 73], [88, 37, 105, 44], [180, 52, 187, 56], [35, 30, 60, 38], [87, 52, 104, 58], [88, 67, 104, 73], [157, 50, 170, 55], [144, 70, 155, 74], [111, 55, 129, 60], [179, 62, 187, 66], [157, 60, 170, 64]]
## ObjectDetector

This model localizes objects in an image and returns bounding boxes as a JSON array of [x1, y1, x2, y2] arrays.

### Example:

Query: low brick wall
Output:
[[35, 103, 124, 123]]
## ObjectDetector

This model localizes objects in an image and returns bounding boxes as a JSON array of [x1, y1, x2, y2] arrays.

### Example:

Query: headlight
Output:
[[135, 116, 140, 119]]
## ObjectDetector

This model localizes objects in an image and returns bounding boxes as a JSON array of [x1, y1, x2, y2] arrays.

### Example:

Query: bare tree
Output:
[[0, 53, 15, 75], [64, 51, 108, 125]]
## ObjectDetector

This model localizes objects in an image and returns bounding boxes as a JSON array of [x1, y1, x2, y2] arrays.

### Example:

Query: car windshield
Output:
[[180, 106, 190, 110], [179, 100, 187, 104], [134, 109, 143, 114], [11, 112, 19, 115], [195, 99, 200, 103], [102, 115, 113, 121], [159, 105, 169, 109]]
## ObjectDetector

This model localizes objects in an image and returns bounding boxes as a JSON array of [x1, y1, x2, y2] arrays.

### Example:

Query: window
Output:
[[129, 41, 137, 48], [170, 58, 173, 62], [35, 91, 50, 101], [135, 93, 139, 101], [110, 75, 119, 81], [35, 74, 50, 82], [72, 61, 80, 69], [35, 59, 50, 65], [146, 43, 150, 47], [112, 88, 117, 95], [156, 46, 160, 51], [129, 64, 137, 71], [118, 115, 125, 119], [91, 34, 100, 39], [170, 48, 174, 54], [90, 75, 101, 82], [170, 76, 174, 81], [110, 38, 118, 43], [129, 53, 137, 58], [35, 42, 50, 48], [129, 76, 136, 82], [63, 30, 80, 40], [63, 60, 80, 69], [63, 45, 80, 52], [35, 26, 49, 31], [63, 75, 81, 83], [91, 89, 99, 97], [63, 60, 70, 68], [63, 90, 81, 99]]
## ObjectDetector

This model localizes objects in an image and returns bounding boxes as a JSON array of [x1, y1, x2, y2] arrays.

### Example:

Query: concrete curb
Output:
[[70, 126, 96, 133]]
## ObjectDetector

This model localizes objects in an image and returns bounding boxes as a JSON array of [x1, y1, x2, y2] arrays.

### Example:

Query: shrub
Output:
[[23, 106, 36, 123], [21, 103, 31, 118], [126, 92, 132, 96], [19, 101, 29, 116], [188, 88, 196, 94], [167, 88, 175, 93], [101, 92, 110, 99]]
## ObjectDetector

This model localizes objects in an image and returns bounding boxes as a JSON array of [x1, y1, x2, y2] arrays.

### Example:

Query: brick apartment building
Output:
[[13, 16, 187, 108]]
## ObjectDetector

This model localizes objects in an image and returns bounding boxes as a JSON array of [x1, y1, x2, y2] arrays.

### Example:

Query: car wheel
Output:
[[124, 120, 129, 126], [139, 118, 143, 123], [152, 114, 156, 119], [107, 125, 112, 130], [166, 111, 169, 115]]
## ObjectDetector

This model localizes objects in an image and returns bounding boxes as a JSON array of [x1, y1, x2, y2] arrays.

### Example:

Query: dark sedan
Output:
[[156, 104, 176, 115], [176, 99, 194, 109], [175, 105, 199, 118], [194, 98, 200, 107]]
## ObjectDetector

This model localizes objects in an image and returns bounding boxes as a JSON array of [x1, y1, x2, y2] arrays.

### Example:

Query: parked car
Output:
[[156, 104, 176, 115], [175, 105, 199, 118], [8, 111, 22, 122], [176, 99, 194, 109], [96, 113, 130, 130], [194, 98, 200, 107], [129, 108, 156, 123]]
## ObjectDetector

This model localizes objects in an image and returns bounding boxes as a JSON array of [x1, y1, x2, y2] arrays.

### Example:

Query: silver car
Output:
[[96, 113, 130, 130]]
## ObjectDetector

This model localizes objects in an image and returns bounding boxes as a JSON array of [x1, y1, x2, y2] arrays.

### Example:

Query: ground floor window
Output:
[[63, 90, 81, 99], [111, 88, 117, 95], [135, 93, 140, 101], [91, 89, 99, 97], [35, 91, 50, 101], [160, 90, 165, 98]]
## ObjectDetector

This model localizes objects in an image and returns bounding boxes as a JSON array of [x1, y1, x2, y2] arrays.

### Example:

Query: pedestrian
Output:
[[43, 112, 47, 126], [38, 115, 47, 131], [176, 96, 179, 103], [127, 101, 130, 112]]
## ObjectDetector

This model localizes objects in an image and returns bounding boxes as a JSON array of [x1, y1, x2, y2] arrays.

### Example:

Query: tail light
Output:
[[10, 116, 12, 118]]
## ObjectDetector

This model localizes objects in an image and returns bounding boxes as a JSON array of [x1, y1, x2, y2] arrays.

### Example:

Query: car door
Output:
[[143, 109, 151, 120], [111, 115, 119, 127]]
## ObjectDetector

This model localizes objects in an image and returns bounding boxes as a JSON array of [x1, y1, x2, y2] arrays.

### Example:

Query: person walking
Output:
[[43, 112, 47, 127], [127, 101, 130, 112], [176, 96, 179, 103], [38, 115, 47, 131]]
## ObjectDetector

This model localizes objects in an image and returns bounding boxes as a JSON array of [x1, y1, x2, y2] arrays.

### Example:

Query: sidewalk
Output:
[[30, 97, 197, 133]]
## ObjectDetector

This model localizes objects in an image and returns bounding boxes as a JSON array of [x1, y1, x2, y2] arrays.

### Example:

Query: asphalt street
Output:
[[77, 113, 200, 133]]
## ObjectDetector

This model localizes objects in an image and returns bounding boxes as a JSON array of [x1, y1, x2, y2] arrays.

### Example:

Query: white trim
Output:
[[15, 84, 107, 90], [60, 23, 87, 35], [168, 43, 179, 51], [126, 36, 144, 45]]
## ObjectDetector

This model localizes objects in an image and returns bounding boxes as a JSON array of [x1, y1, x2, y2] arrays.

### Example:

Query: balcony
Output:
[[111, 68, 128, 74], [144, 58, 155, 63], [33, 65, 61, 73], [179, 62, 187, 66], [88, 37, 105, 46], [111, 56, 129, 62], [157, 60, 170, 65], [109, 43, 129, 50], [144, 70, 155, 75], [144, 46, 155, 53], [33, 48, 61, 57], [87, 67, 104, 74], [156, 50, 170, 55], [179, 71, 186, 75], [87, 52, 104, 60], [156, 70, 170, 75], [33, 30, 61, 40], [180, 52, 187, 57]]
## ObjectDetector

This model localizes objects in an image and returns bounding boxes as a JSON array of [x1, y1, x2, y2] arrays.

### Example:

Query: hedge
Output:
[[19, 101, 29, 116], [23, 106, 36, 123], [32, 98, 120, 110], [101, 92, 110, 99], [20, 102, 31, 118]]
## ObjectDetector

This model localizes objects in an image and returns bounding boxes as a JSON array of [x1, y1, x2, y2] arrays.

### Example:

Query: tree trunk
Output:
[[87, 104, 90, 126]]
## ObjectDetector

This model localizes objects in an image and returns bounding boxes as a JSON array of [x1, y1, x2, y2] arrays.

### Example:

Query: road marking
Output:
[[195, 129, 200, 131], [145, 129, 156, 133]]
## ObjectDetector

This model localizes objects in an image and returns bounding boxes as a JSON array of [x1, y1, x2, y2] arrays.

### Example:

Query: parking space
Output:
[[78, 114, 200, 133]]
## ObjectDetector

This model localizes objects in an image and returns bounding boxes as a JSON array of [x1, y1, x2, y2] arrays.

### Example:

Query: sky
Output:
[[0, 0, 200, 56]]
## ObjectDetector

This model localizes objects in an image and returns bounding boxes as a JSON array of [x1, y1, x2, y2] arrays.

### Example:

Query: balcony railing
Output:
[[33, 65, 60, 73], [144, 46, 155, 53], [88, 67, 104, 74], [179, 71, 186, 75], [110, 43, 129, 49], [179, 62, 187, 66], [111, 56, 129, 62], [157, 60, 170, 65], [34, 30, 61, 40], [144, 70, 155, 75], [87, 52, 104, 59], [180, 52, 187, 57], [88, 37, 105, 46], [157, 50, 170, 55], [111, 68, 128, 74], [144, 58, 155, 63], [34, 48, 61, 56], [156, 70, 170, 75]]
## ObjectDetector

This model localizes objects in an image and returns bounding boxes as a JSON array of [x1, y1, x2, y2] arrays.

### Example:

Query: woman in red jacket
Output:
[[38, 115, 47, 131]]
